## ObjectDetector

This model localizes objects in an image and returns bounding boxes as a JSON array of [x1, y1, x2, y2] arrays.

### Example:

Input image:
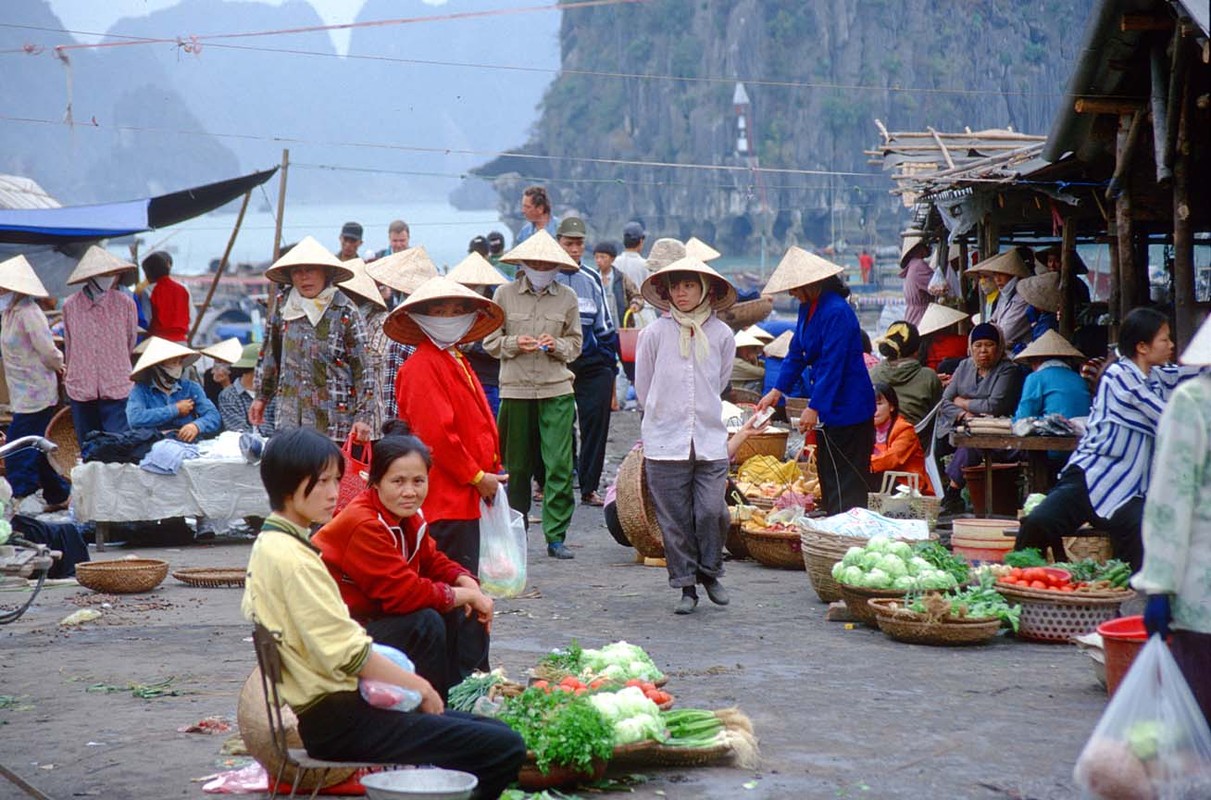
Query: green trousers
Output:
[[498, 395, 576, 544]]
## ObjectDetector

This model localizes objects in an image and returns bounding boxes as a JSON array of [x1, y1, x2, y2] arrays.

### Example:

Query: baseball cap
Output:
[[623, 221, 645, 239], [556, 217, 587, 239], [594, 241, 618, 258], [340, 221, 363, 240]]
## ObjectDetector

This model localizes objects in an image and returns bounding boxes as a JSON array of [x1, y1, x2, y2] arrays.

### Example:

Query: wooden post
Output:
[[1059, 217, 1077, 339], [266, 148, 290, 325], [1108, 216, 1121, 339], [1172, 73, 1195, 349], [188, 190, 251, 346], [1114, 114, 1137, 319], [958, 239, 971, 313]]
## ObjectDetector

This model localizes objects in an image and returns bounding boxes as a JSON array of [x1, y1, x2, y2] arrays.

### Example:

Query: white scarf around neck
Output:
[[668, 278, 712, 362], [281, 286, 338, 326]]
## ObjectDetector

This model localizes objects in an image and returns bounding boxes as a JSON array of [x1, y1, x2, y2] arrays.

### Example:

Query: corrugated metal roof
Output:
[[0, 175, 60, 211]]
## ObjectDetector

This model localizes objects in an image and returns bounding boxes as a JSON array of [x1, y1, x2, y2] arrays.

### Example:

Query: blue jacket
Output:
[[1013, 361, 1092, 421], [762, 356, 808, 401], [127, 378, 222, 436], [557, 264, 618, 372], [776, 290, 874, 427]]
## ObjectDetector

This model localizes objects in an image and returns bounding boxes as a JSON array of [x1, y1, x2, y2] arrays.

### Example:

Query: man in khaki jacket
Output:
[[484, 231, 583, 559]]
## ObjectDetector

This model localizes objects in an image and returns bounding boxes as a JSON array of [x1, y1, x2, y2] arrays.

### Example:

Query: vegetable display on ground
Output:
[[831, 535, 963, 591]]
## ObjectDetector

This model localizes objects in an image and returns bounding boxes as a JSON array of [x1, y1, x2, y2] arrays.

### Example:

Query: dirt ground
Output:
[[0, 411, 1111, 800]]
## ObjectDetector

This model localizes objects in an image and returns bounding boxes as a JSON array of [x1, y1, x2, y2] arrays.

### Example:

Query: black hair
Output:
[[877, 320, 921, 360], [260, 427, 344, 512], [594, 241, 618, 258], [819, 275, 851, 299], [229, 366, 252, 380], [860, 329, 873, 355], [486, 231, 506, 254], [523, 185, 550, 214], [142, 251, 173, 281], [468, 236, 490, 257], [873, 381, 901, 427], [1119, 307, 1170, 359], [369, 420, 432, 485]]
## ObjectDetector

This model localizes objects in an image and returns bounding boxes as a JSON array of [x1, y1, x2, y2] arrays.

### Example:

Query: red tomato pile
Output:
[[625, 678, 673, 706], [530, 676, 674, 706], [997, 567, 1077, 592], [531, 676, 592, 696]]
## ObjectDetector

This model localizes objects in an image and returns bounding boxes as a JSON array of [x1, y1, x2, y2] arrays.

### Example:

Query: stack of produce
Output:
[[734, 454, 817, 510], [497, 687, 614, 777], [831, 537, 965, 592]]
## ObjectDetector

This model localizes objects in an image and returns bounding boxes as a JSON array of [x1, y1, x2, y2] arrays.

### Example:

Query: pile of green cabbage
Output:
[[831, 535, 960, 591], [579, 641, 665, 683], [588, 686, 666, 745]]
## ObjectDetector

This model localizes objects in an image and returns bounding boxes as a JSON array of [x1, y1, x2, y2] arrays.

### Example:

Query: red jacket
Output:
[[871, 416, 933, 495], [148, 276, 191, 342], [396, 340, 501, 521], [313, 489, 471, 622], [925, 333, 968, 373]]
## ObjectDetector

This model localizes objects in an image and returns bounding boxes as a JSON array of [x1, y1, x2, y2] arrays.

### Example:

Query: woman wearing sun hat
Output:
[[388, 276, 507, 576], [62, 245, 141, 446], [447, 251, 508, 416], [366, 246, 440, 419], [0, 255, 70, 510], [251, 236, 375, 445], [126, 337, 221, 442], [338, 258, 389, 438], [916, 301, 970, 376], [757, 247, 875, 515], [1014, 272, 1061, 352], [635, 255, 737, 614], [967, 248, 1032, 353]]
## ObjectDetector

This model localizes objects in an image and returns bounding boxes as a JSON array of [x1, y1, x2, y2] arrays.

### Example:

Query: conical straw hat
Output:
[[200, 337, 244, 364], [499, 230, 577, 270], [1016, 272, 1061, 313], [383, 276, 505, 347], [763, 330, 793, 359], [337, 258, 387, 309], [685, 237, 721, 261], [130, 336, 199, 379], [0, 255, 49, 298], [1014, 330, 1085, 362], [644, 238, 686, 272], [1181, 314, 1211, 365], [733, 330, 765, 349], [762, 247, 843, 295], [67, 245, 135, 285], [641, 256, 737, 312], [447, 252, 508, 287], [917, 303, 970, 337], [366, 246, 439, 295], [900, 231, 927, 268], [742, 324, 774, 342], [264, 236, 353, 285], [965, 248, 1030, 279]]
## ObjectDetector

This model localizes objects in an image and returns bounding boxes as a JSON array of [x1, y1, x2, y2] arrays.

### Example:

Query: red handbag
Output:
[[335, 434, 370, 514]]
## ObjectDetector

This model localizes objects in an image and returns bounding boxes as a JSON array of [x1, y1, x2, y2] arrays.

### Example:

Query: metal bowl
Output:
[[360, 769, 478, 800]]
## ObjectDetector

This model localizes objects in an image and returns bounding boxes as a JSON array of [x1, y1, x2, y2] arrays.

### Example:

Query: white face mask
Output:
[[522, 266, 558, 291], [411, 312, 477, 349], [162, 363, 184, 379]]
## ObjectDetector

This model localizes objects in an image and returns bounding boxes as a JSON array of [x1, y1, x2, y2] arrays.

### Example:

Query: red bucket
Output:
[[1097, 615, 1147, 696], [619, 328, 640, 363]]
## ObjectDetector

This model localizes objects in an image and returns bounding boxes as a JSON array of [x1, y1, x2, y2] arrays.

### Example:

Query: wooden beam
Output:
[[928, 126, 956, 170], [266, 148, 289, 325], [1106, 111, 1144, 200], [1172, 74, 1196, 349], [1151, 40, 1172, 184], [1121, 13, 1174, 31], [1075, 97, 1145, 115], [1059, 217, 1077, 339], [1114, 114, 1138, 318]]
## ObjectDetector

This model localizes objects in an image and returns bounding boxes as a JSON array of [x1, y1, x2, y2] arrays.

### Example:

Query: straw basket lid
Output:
[[383, 276, 504, 346], [965, 248, 1030, 279], [447, 252, 508, 287], [264, 236, 353, 285], [1181, 314, 1211, 365], [67, 245, 134, 285], [641, 256, 737, 312], [762, 246, 843, 296], [899, 231, 927, 268], [644, 238, 686, 272], [917, 303, 970, 336], [0, 254, 49, 298], [685, 237, 721, 261], [335, 258, 387, 309], [130, 336, 199, 378], [1013, 329, 1085, 362], [733, 330, 765, 349], [1016, 272, 1061, 313], [200, 337, 244, 364], [764, 330, 793, 358], [499, 230, 577, 270], [742, 324, 774, 342], [367, 246, 439, 295]]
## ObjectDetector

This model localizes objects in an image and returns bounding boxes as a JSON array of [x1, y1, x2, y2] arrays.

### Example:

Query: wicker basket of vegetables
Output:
[[833, 536, 967, 627], [990, 556, 1134, 643], [867, 580, 1018, 646], [739, 524, 804, 570]]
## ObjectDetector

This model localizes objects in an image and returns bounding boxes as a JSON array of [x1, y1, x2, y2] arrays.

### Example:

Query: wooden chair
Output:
[[251, 624, 381, 799]]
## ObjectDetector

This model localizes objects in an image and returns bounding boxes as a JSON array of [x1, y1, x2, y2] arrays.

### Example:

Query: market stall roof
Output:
[[0, 167, 278, 246]]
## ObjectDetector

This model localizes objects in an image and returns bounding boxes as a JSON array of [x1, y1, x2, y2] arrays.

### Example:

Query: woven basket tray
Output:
[[838, 584, 908, 628], [801, 545, 844, 603], [725, 522, 750, 559], [739, 525, 804, 570], [867, 598, 1002, 646], [614, 448, 665, 559], [993, 583, 1130, 643], [731, 430, 790, 463], [172, 567, 247, 588], [76, 558, 169, 594], [44, 405, 80, 480], [717, 296, 773, 331], [867, 491, 942, 532]]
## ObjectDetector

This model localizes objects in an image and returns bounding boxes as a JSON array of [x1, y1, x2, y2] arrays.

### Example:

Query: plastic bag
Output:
[[334, 434, 370, 515], [1073, 635, 1211, 799], [358, 643, 421, 712], [478, 485, 527, 598]]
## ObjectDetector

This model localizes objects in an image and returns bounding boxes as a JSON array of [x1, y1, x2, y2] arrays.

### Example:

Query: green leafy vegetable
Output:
[[499, 688, 613, 775], [911, 541, 971, 585], [447, 669, 505, 713], [1054, 558, 1132, 588], [909, 573, 1021, 631], [1004, 548, 1048, 568], [539, 640, 584, 674]]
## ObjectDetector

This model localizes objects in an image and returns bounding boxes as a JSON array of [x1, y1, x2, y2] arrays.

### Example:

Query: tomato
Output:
[[1060, 585, 1075, 592], [532, 680, 548, 690], [625, 679, 643, 688], [1000, 577, 1018, 585], [1021, 568, 1042, 583], [1009, 568, 1024, 579], [574, 688, 587, 696], [588, 680, 606, 690], [1029, 580, 1047, 590]]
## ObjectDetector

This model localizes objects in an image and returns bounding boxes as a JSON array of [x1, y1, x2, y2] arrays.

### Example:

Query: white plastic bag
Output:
[[359, 643, 421, 712], [477, 485, 527, 598], [1073, 635, 1211, 799]]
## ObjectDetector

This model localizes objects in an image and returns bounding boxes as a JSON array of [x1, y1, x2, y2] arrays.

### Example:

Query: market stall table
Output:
[[71, 458, 269, 550], [950, 432, 1079, 516]]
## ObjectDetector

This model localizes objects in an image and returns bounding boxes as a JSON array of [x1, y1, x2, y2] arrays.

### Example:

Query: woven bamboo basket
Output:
[[993, 583, 1132, 643], [717, 297, 773, 331], [784, 396, 809, 420], [867, 598, 1002, 646], [44, 406, 79, 480], [801, 544, 845, 603], [838, 584, 909, 628], [725, 521, 750, 559], [517, 756, 606, 791], [739, 525, 804, 570], [75, 558, 169, 594], [1059, 535, 1115, 564], [730, 429, 790, 463], [172, 567, 247, 588], [614, 448, 665, 558]]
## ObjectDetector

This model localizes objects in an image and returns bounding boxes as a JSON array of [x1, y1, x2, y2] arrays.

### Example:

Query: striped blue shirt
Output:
[[1068, 358, 1203, 518]]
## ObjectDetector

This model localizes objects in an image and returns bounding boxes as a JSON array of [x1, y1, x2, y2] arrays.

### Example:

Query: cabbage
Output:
[[860, 552, 883, 571], [614, 715, 664, 745], [907, 557, 932, 577], [888, 540, 913, 560], [589, 693, 621, 722], [832, 561, 845, 580], [841, 546, 864, 567], [612, 686, 660, 718], [916, 571, 953, 591], [581, 642, 663, 682], [839, 566, 866, 586], [863, 568, 891, 589], [878, 554, 908, 578], [892, 575, 916, 590], [866, 535, 891, 554]]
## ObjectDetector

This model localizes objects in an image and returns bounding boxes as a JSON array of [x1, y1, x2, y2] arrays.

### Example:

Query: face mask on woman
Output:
[[522, 266, 558, 291], [162, 363, 184, 380], [410, 312, 477, 350]]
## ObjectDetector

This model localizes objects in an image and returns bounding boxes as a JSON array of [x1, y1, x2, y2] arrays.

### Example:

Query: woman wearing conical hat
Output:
[[126, 337, 221, 443], [447, 252, 508, 417], [250, 237, 375, 445], [967, 248, 1032, 353], [62, 246, 141, 447], [338, 258, 389, 438], [757, 247, 875, 515], [0, 255, 70, 510]]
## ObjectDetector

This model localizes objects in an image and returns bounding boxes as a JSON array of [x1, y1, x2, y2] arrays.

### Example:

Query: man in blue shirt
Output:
[[515, 186, 559, 245]]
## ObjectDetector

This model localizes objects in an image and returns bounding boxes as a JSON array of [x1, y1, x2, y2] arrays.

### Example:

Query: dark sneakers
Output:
[[547, 542, 574, 559], [702, 579, 730, 606], [674, 589, 699, 615]]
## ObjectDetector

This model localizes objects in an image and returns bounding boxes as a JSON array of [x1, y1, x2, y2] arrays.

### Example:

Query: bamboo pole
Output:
[[1172, 74, 1195, 349], [188, 190, 251, 346], [266, 148, 290, 325], [1059, 217, 1077, 339], [1113, 113, 1138, 318]]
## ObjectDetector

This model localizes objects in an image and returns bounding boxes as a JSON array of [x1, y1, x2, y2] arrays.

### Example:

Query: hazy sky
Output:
[[47, 0, 448, 53]]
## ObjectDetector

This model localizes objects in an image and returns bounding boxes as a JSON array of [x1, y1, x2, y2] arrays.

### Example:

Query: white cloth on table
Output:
[[139, 439, 200, 475], [71, 458, 268, 522]]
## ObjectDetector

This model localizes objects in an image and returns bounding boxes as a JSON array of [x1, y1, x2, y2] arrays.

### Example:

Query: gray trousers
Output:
[[645, 457, 729, 589]]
